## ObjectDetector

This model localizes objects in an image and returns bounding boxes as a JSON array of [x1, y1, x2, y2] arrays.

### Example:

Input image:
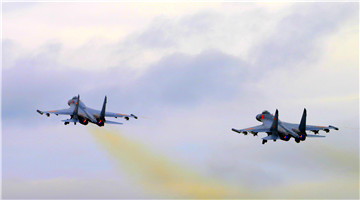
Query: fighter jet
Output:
[[232, 109, 338, 144], [37, 95, 137, 126]]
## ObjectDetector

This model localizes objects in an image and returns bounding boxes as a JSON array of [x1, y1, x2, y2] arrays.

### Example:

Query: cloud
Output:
[[3, 178, 149, 199], [2, 2, 37, 13], [2, 47, 248, 126], [2, 2, 358, 130], [252, 2, 358, 68], [3, 124, 358, 198], [130, 50, 247, 107], [1, 3, 289, 70]]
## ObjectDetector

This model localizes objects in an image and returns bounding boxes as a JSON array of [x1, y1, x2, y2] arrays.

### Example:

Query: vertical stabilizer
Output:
[[73, 94, 80, 119], [100, 96, 107, 119], [299, 108, 307, 133], [270, 109, 279, 132]]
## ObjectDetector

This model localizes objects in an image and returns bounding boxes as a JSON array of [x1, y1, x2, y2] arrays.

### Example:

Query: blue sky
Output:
[[2, 2, 359, 199]]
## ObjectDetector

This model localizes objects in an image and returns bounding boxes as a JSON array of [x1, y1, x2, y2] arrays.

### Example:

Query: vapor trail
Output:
[[88, 128, 244, 198]]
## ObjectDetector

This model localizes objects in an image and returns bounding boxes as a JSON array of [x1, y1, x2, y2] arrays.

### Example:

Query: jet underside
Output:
[[232, 109, 338, 144]]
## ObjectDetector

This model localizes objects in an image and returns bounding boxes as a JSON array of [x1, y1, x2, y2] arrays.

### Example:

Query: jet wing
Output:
[[305, 125, 339, 133], [232, 124, 270, 135], [37, 108, 73, 116], [282, 122, 339, 134], [105, 112, 138, 119]]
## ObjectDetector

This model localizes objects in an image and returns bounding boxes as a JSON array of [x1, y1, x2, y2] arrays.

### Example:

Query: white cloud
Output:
[[3, 2, 290, 70]]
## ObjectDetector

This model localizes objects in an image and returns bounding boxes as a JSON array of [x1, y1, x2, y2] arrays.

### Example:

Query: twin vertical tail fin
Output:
[[299, 108, 307, 133], [270, 109, 279, 133], [100, 96, 107, 120], [73, 94, 80, 119]]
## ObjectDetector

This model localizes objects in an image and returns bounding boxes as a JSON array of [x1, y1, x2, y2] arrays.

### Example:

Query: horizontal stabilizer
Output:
[[306, 134, 326, 138], [262, 134, 279, 141], [61, 119, 79, 123], [105, 120, 123, 125]]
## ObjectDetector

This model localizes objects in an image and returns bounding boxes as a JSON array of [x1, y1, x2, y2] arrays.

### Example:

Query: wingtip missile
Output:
[[231, 128, 241, 133], [329, 125, 339, 130], [231, 129, 248, 135]]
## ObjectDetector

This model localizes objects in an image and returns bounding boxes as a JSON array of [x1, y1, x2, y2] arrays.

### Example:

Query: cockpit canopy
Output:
[[261, 110, 270, 114], [67, 96, 85, 107], [256, 110, 271, 121]]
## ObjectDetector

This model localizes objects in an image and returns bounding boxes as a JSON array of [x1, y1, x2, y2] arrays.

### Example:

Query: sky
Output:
[[2, 2, 359, 199]]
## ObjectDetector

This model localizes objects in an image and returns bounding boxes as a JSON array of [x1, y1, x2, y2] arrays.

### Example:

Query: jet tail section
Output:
[[270, 109, 279, 133], [100, 96, 107, 119], [299, 108, 307, 133]]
